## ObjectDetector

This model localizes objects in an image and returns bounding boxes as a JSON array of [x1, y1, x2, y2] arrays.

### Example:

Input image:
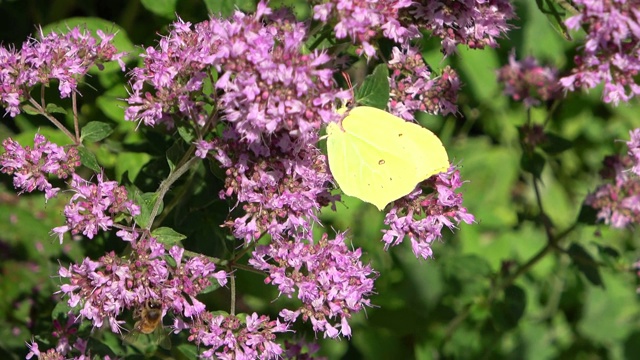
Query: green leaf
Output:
[[520, 151, 545, 178], [567, 243, 603, 287], [577, 203, 598, 225], [96, 86, 128, 122], [0, 197, 67, 257], [541, 133, 573, 155], [355, 64, 390, 109], [164, 255, 177, 268], [457, 47, 502, 105], [177, 125, 195, 144], [208, 158, 227, 182], [176, 343, 201, 359], [595, 244, 620, 268], [444, 325, 482, 359], [452, 137, 520, 228], [595, 244, 620, 260], [491, 285, 526, 330], [51, 301, 73, 320], [624, 331, 640, 360], [92, 331, 126, 358], [522, 0, 570, 61], [166, 142, 185, 173], [151, 227, 186, 245], [134, 192, 162, 229], [442, 254, 492, 298], [81, 121, 113, 142], [140, 0, 177, 19], [205, 0, 257, 17], [22, 104, 40, 115], [45, 103, 67, 115], [200, 281, 223, 295], [534, 0, 579, 41], [77, 146, 101, 172], [578, 271, 638, 343], [115, 152, 152, 183]]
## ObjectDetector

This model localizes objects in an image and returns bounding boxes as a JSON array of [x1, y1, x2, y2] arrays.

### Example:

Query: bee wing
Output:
[[156, 327, 172, 350], [123, 324, 171, 350], [122, 325, 143, 346], [145, 325, 171, 350]]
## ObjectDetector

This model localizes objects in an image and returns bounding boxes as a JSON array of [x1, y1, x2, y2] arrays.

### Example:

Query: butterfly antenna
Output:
[[341, 71, 355, 107]]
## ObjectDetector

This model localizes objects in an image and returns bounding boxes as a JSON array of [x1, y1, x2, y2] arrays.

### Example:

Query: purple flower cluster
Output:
[[409, 0, 516, 55], [560, 0, 640, 105], [311, 0, 417, 57], [124, 17, 211, 129], [0, 134, 80, 200], [26, 336, 107, 360], [497, 52, 562, 107], [215, 142, 336, 243], [126, 2, 348, 148], [250, 233, 377, 339], [282, 339, 325, 359], [383, 168, 475, 260], [49, 316, 78, 355], [388, 45, 460, 120], [58, 234, 227, 334], [520, 124, 548, 150], [628, 128, 640, 177], [585, 129, 640, 228], [51, 173, 140, 243], [188, 312, 290, 359], [25, 315, 100, 360], [0, 27, 125, 117]]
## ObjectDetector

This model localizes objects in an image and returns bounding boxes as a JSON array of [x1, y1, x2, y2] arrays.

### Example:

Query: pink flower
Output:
[[126, 4, 348, 148], [0, 27, 125, 117], [409, 0, 516, 56], [560, 0, 640, 105], [383, 167, 475, 259], [0, 134, 80, 201], [585, 129, 640, 228], [57, 236, 228, 333], [388, 45, 460, 119], [53, 173, 139, 241], [497, 52, 562, 107], [310, 0, 417, 57], [191, 312, 290, 359], [249, 233, 377, 338]]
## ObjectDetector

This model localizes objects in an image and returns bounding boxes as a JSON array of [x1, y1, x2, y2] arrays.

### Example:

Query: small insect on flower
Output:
[[124, 299, 171, 350]]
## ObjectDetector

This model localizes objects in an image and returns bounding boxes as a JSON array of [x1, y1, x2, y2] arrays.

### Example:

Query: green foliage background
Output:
[[0, 0, 638, 359]]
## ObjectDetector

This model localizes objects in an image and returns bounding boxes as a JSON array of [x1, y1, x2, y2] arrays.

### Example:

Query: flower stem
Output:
[[230, 273, 236, 316], [72, 92, 80, 141], [27, 98, 77, 143], [145, 154, 200, 231]]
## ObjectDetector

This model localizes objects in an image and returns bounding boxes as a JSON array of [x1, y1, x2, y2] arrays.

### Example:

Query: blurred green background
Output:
[[0, 0, 638, 359]]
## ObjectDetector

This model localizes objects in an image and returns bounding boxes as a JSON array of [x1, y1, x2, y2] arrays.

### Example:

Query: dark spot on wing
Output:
[[378, 159, 385, 165]]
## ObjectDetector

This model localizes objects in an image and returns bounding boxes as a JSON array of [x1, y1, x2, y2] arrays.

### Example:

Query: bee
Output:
[[125, 299, 171, 349]]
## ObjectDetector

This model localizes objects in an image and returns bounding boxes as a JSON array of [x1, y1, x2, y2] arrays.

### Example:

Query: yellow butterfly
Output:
[[326, 106, 449, 210]]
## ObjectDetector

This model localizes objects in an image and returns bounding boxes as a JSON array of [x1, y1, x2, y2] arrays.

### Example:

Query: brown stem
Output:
[[230, 272, 236, 316], [72, 92, 80, 141], [27, 98, 76, 142]]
